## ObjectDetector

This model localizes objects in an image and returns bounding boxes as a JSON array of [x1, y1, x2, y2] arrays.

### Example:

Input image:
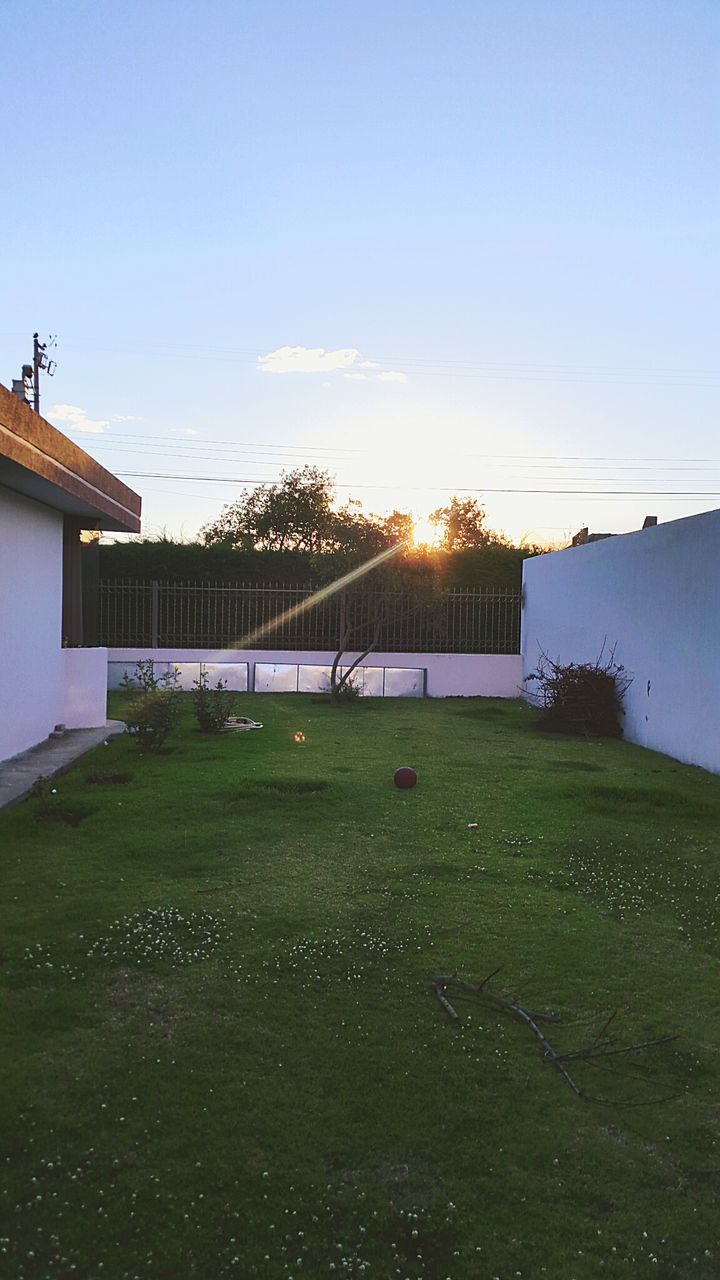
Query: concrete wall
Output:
[[522, 508, 720, 773], [0, 488, 111, 763], [0, 487, 65, 760], [64, 648, 108, 729], [107, 648, 523, 699]]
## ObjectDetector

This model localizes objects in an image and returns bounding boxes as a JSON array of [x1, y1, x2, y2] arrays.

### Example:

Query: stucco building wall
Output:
[[0, 486, 65, 759], [521, 508, 720, 773]]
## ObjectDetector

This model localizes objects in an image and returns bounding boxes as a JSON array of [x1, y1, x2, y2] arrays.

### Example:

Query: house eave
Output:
[[0, 383, 141, 533]]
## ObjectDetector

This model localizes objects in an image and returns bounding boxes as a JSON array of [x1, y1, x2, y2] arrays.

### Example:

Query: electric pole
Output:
[[31, 333, 57, 413]]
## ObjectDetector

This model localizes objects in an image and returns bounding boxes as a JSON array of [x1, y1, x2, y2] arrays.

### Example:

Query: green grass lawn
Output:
[[1, 694, 719, 1280]]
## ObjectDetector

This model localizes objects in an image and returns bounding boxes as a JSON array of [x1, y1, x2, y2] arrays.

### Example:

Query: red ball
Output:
[[394, 766, 417, 790]]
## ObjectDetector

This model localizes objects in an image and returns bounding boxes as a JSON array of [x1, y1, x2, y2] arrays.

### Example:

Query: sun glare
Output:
[[411, 515, 440, 548]]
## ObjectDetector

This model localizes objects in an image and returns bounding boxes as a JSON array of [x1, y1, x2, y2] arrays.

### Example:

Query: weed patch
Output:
[[86, 906, 226, 968]]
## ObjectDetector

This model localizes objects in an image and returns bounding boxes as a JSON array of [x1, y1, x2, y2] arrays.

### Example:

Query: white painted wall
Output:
[[0, 486, 65, 759], [64, 648, 108, 729], [522, 508, 720, 773], [107, 648, 523, 699]]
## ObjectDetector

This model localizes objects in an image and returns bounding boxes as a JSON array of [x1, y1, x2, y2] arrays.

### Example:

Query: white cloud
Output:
[[111, 414, 139, 422], [49, 404, 110, 434], [258, 345, 361, 374], [257, 346, 409, 384]]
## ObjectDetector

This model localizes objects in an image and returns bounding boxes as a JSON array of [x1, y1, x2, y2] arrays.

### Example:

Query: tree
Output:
[[329, 568, 445, 704], [200, 467, 411, 557], [381, 510, 414, 546], [429, 496, 500, 551], [200, 466, 336, 552]]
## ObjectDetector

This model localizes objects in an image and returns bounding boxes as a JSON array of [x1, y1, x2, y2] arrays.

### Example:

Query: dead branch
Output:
[[587, 1008, 619, 1053], [477, 962, 506, 989], [432, 974, 561, 1024], [430, 967, 682, 1106], [556, 1034, 680, 1064], [433, 983, 460, 1023]]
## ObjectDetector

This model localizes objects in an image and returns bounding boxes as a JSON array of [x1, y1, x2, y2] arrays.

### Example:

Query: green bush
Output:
[[125, 689, 178, 750], [191, 671, 236, 733]]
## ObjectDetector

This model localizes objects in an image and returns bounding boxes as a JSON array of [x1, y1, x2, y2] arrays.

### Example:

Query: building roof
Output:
[[0, 383, 141, 533]]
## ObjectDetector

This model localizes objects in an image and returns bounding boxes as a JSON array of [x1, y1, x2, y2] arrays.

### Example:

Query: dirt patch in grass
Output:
[[453, 703, 507, 719], [230, 778, 330, 801], [86, 772, 134, 785], [37, 805, 91, 828], [412, 861, 464, 880], [106, 970, 190, 1038], [547, 760, 606, 773]]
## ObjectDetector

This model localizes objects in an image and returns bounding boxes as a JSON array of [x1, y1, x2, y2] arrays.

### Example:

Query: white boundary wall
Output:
[[522, 508, 720, 773], [108, 648, 522, 699], [64, 648, 109, 730]]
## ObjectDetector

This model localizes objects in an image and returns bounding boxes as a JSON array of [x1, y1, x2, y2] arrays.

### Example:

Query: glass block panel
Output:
[[172, 662, 202, 691], [201, 662, 249, 691], [107, 660, 173, 690], [298, 665, 333, 693], [383, 667, 425, 697], [359, 667, 384, 697], [254, 663, 299, 693]]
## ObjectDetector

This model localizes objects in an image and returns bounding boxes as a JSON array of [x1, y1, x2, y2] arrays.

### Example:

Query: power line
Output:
[[62, 430, 720, 468], [74, 442, 720, 476], [46, 336, 720, 384], [113, 470, 720, 497]]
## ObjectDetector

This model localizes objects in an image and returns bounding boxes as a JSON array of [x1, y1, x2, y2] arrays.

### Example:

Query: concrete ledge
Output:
[[0, 720, 126, 811]]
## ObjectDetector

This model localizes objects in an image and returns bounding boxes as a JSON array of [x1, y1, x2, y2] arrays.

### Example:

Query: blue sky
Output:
[[1, 0, 718, 544]]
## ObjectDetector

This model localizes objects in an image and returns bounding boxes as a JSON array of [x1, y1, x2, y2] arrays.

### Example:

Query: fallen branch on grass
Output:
[[431, 968, 681, 1107], [432, 983, 460, 1023], [556, 1033, 680, 1064]]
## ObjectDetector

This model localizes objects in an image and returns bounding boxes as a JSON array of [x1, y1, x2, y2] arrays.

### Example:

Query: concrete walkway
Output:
[[0, 721, 126, 811]]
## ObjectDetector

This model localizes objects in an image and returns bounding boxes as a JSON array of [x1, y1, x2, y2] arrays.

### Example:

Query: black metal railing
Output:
[[99, 580, 521, 654]]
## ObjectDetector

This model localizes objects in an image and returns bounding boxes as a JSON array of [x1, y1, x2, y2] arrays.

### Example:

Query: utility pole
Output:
[[31, 333, 57, 414]]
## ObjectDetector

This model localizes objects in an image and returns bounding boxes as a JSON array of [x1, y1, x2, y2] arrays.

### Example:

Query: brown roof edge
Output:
[[0, 383, 141, 533]]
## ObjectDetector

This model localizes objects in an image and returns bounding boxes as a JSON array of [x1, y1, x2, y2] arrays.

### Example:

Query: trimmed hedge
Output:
[[99, 539, 534, 588]]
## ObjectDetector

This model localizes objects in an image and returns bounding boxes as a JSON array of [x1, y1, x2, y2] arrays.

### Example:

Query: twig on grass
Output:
[[587, 1008, 619, 1053], [433, 983, 460, 1023], [433, 974, 560, 1024], [430, 967, 682, 1107], [477, 962, 506, 990], [556, 1033, 680, 1064]]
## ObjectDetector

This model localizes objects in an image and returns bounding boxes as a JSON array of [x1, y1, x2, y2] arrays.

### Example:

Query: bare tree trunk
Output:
[[330, 592, 385, 703]]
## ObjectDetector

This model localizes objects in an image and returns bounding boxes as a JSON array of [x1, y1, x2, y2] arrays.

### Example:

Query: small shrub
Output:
[[330, 675, 362, 705], [191, 670, 236, 733], [121, 659, 180, 694], [125, 689, 178, 751], [524, 647, 632, 738]]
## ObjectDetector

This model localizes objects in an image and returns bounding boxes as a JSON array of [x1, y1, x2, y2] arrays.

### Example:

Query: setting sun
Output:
[[411, 514, 441, 548]]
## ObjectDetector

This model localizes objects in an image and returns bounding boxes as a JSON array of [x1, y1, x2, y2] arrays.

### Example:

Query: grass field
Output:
[[1, 693, 719, 1279]]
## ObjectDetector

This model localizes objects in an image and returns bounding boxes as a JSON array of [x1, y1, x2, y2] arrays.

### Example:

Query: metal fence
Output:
[[98, 580, 521, 654]]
